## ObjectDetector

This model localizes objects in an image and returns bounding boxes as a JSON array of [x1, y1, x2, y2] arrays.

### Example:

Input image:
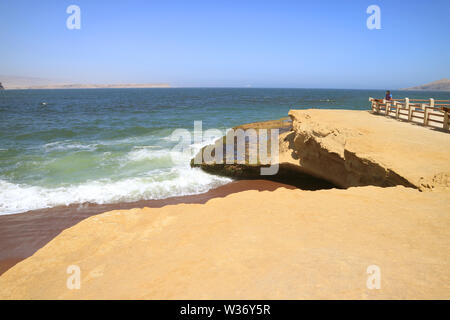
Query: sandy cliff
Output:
[[0, 186, 449, 299], [193, 110, 450, 191], [282, 110, 450, 190]]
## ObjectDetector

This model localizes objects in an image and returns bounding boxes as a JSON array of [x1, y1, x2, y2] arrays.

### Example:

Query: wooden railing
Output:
[[369, 97, 450, 131]]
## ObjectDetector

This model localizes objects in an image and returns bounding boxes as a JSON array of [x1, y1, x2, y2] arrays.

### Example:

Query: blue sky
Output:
[[0, 0, 449, 89]]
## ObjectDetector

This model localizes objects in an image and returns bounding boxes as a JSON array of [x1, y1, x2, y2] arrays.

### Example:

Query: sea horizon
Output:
[[3, 86, 450, 91]]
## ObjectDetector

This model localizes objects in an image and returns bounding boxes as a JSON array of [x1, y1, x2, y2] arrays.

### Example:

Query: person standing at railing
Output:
[[385, 90, 392, 101]]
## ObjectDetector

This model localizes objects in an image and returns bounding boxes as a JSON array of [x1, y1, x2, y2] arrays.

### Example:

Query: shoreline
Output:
[[0, 116, 303, 276], [0, 179, 296, 276]]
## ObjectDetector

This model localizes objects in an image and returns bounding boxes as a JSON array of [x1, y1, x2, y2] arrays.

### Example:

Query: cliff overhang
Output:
[[192, 109, 450, 191]]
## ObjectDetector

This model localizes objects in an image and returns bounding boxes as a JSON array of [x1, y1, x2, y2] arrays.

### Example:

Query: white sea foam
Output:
[[1, 131, 234, 215], [0, 168, 232, 215], [136, 132, 225, 165], [43, 140, 97, 152], [126, 147, 173, 162]]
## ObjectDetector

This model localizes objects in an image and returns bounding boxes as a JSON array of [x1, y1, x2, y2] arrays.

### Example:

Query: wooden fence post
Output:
[[369, 97, 375, 113], [444, 111, 449, 131], [406, 98, 413, 121], [394, 101, 400, 118], [372, 98, 380, 113], [423, 104, 429, 126]]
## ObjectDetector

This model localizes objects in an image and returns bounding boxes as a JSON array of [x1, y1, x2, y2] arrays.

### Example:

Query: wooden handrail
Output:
[[369, 96, 450, 131]]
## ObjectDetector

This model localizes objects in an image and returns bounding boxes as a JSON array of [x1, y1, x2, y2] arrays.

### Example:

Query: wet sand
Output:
[[0, 179, 295, 275]]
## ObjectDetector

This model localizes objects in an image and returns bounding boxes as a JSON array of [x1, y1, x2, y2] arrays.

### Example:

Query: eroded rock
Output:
[[193, 109, 450, 191]]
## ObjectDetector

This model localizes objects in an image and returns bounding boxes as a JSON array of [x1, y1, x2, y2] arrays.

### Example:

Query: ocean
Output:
[[1, 88, 449, 215]]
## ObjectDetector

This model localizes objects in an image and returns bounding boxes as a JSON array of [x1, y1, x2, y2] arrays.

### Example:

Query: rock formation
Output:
[[0, 82, 4, 90], [283, 110, 450, 190], [193, 109, 450, 191]]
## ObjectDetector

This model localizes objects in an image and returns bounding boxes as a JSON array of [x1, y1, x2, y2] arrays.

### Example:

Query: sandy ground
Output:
[[1, 186, 449, 299], [0, 180, 296, 276]]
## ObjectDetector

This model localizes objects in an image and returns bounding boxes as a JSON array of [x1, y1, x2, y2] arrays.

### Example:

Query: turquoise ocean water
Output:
[[1, 88, 449, 214]]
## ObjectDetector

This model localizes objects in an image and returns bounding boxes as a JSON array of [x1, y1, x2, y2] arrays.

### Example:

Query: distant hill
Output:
[[5, 83, 171, 89], [402, 78, 450, 91], [0, 75, 170, 89], [0, 75, 67, 89]]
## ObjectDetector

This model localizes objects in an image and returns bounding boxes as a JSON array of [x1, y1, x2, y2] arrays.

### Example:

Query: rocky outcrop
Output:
[[284, 110, 450, 190], [193, 109, 450, 191], [0, 82, 4, 90], [190, 117, 337, 190]]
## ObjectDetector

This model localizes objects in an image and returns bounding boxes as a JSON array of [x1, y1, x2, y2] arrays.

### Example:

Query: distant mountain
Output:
[[0, 75, 170, 89], [402, 78, 450, 91]]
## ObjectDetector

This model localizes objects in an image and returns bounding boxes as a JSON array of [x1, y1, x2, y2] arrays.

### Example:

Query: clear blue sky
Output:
[[0, 0, 449, 89]]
